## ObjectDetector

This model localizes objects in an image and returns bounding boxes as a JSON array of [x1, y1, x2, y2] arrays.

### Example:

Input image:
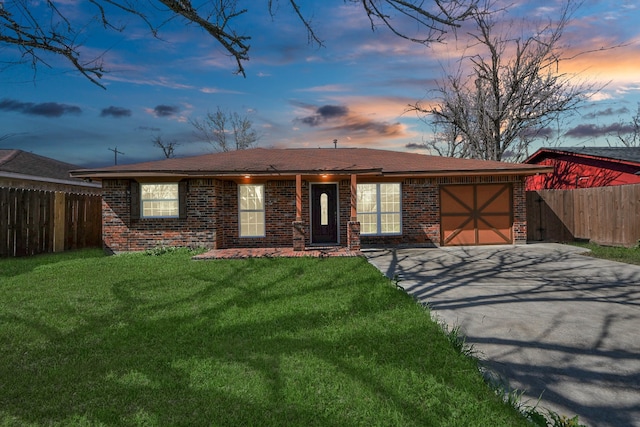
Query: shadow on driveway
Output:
[[364, 243, 640, 427]]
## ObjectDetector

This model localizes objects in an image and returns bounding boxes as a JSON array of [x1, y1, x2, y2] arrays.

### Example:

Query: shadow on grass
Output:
[[0, 248, 105, 278], [364, 245, 640, 427], [0, 255, 523, 426]]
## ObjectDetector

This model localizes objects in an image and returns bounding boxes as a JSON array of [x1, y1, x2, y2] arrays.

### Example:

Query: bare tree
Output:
[[0, 0, 479, 88], [410, 0, 600, 162], [152, 135, 180, 158], [612, 103, 640, 147], [407, 120, 467, 157], [0, 133, 16, 143], [191, 107, 258, 152]]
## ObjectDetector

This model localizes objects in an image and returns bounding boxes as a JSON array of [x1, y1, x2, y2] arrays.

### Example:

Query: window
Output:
[[140, 183, 179, 218], [320, 193, 329, 225], [357, 183, 401, 235], [239, 184, 265, 237]]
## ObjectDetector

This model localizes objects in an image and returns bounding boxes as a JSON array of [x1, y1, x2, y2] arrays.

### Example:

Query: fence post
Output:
[[53, 192, 66, 253]]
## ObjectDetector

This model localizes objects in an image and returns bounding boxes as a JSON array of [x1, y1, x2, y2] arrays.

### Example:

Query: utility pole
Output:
[[108, 146, 125, 165]]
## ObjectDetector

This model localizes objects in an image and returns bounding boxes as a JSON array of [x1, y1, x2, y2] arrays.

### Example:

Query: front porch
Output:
[[290, 173, 362, 252]]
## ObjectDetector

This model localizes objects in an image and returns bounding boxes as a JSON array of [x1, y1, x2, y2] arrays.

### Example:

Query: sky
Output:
[[1, 0, 639, 167]]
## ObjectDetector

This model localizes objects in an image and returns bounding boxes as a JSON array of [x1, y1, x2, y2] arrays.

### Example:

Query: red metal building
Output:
[[524, 147, 640, 190]]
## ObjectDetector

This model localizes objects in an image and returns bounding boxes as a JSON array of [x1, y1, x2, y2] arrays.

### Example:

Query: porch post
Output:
[[296, 174, 302, 221], [350, 174, 357, 221], [347, 174, 361, 251], [292, 174, 305, 251]]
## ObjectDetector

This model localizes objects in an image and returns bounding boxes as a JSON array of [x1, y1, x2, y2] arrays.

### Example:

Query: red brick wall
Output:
[[101, 175, 529, 252], [358, 176, 528, 246], [512, 180, 527, 244], [359, 178, 440, 247], [219, 180, 301, 248], [102, 178, 220, 253]]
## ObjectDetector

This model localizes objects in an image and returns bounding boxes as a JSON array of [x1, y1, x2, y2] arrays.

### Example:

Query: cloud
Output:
[[582, 107, 630, 120], [406, 142, 429, 150], [199, 87, 245, 94], [298, 105, 349, 126], [294, 103, 405, 138], [0, 98, 82, 117], [565, 122, 635, 138], [103, 75, 195, 90], [153, 105, 180, 117], [101, 106, 132, 118], [136, 126, 162, 132], [297, 84, 351, 93], [332, 115, 404, 137], [519, 127, 555, 139]]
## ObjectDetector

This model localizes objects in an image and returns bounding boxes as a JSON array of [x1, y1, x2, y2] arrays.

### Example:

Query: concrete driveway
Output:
[[363, 243, 640, 427]]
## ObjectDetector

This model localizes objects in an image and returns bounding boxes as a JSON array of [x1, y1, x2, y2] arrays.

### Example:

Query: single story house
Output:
[[524, 147, 640, 190], [70, 147, 551, 253], [0, 149, 101, 193]]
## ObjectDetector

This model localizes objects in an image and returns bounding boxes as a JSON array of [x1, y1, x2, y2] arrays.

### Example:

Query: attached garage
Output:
[[440, 183, 513, 245]]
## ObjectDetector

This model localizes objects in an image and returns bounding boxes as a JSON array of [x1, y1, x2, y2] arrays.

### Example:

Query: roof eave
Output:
[[383, 167, 554, 177], [71, 166, 553, 180], [525, 148, 640, 167], [70, 168, 385, 179], [0, 171, 102, 188]]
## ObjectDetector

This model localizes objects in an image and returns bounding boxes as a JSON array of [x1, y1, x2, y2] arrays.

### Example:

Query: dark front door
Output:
[[311, 184, 338, 244]]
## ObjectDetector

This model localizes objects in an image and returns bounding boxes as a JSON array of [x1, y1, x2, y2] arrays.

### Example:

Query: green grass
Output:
[[0, 249, 529, 427], [570, 241, 640, 265]]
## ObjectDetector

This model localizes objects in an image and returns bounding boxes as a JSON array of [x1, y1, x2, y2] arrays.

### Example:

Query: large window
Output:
[[357, 183, 401, 235], [239, 184, 265, 237], [141, 183, 179, 218]]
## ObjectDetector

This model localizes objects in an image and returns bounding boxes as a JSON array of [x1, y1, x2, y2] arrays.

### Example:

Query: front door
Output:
[[311, 184, 338, 244]]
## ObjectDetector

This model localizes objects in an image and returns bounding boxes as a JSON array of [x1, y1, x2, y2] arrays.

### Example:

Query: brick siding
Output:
[[101, 175, 529, 252], [102, 178, 219, 253], [512, 179, 527, 244], [359, 178, 440, 247]]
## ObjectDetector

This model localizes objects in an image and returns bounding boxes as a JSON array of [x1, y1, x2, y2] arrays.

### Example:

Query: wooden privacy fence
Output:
[[0, 187, 102, 257], [527, 184, 640, 247]]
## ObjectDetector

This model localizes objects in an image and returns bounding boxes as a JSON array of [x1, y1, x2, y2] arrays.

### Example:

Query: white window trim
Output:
[[238, 184, 266, 238], [140, 183, 179, 219], [357, 183, 402, 236]]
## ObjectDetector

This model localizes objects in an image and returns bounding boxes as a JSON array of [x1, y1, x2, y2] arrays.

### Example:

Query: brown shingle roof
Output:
[[0, 149, 86, 182], [71, 147, 551, 178]]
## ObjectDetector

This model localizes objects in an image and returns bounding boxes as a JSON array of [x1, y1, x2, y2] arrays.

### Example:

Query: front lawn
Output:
[[0, 249, 528, 426], [570, 241, 640, 265]]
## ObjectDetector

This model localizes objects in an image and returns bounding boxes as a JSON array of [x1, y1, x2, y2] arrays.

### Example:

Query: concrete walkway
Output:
[[363, 243, 640, 427]]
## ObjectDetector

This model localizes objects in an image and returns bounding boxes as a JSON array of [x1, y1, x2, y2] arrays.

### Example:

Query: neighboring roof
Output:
[[525, 147, 640, 166], [0, 149, 99, 187], [71, 147, 551, 179]]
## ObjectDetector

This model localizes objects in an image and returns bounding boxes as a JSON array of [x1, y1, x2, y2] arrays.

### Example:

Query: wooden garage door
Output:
[[440, 183, 513, 245]]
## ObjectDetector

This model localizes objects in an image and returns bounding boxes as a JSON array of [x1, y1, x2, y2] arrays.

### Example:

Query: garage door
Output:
[[440, 183, 513, 245]]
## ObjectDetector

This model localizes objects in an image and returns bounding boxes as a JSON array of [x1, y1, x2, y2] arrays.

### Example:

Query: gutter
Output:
[[70, 166, 554, 180], [0, 171, 101, 188]]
